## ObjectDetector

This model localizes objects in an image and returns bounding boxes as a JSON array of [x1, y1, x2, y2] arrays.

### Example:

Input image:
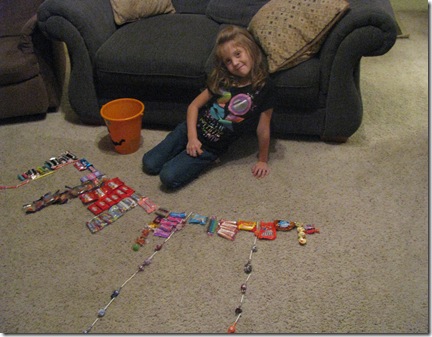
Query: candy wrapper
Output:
[[255, 221, 276, 240], [217, 220, 238, 241], [237, 220, 256, 231], [138, 197, 159, 213], [207, 216, 218, 235], [188, 213, 209, 225], [274, 220, 296, 231]]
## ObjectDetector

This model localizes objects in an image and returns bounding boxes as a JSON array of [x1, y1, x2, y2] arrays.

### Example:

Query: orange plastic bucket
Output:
[[100, 98, 144, 154]]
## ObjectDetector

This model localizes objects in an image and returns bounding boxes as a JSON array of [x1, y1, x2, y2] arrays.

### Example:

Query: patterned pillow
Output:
[[110, 0, 176, 25], [248, 0, 350, 73]]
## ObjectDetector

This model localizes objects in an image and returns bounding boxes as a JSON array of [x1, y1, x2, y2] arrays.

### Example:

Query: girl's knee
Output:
[[159, 169, 182, 189], [142, 153, 160, 175]]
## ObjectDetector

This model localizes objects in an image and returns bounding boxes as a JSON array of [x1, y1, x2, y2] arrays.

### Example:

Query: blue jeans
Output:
[[142, 122, 219, 189]]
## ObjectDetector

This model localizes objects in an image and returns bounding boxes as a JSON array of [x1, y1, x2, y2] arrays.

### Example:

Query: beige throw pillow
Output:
[[110, 0, 176, 25], [248, 0, 350, 73]]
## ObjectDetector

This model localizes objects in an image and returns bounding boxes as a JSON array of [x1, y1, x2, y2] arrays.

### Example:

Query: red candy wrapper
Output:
[[255, 221, 277, 240]]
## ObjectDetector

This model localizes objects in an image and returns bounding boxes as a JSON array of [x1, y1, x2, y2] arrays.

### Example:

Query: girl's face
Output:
[[220, 41, 253, 81]]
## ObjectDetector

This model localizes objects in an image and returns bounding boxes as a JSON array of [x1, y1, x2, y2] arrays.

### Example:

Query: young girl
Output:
[[142, 25, 275, 189]]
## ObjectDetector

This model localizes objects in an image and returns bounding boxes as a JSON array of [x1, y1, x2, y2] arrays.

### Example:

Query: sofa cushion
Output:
[[206, 0, 269, 27], [171, 0, 210, 14], [0, 36, 39, 85], [110, 0, 176, 25], [249, 0, 350, 73], [96, 14, 219, 101]]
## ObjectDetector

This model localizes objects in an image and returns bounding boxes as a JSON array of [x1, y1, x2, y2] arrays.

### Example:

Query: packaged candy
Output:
[[109, 193, 121, 204], [138, 197, 158, 214], [105, 177, 124, 190], [274, 220, 296, 231], [169, 212, 187, 218], [80, 173, 95, 183], [217, 220, 238, 241], [152, 215, 164, 224], [217, 227, 237, 241], [116, 197, 136, 212], [237, 220, 257, 231], [79, 158, 92, 169], [100, 184, 114, 195], [188, 213, 208, 225], [154, 228, 171, 238], [117, 185, 134, 197], [79, 191, 98, 204], [255, 221, 277, 240], [114, 188, 126, 198], [102, 196, 117, 207], [159, 222, 175, 232], [155, 207, 170, 217], [219, 220, 237, 230], [108, 205, 123, 219], [73, 161, 86, 171], [98, 212, 115, 225], [67, 180, 96, 198], [304, 224, 320, 234], [87, 217, 104, 233], [166, 216, 183, 225], [95, 200, 110, 211], [207, 216, 218, 235], [148, 222, 159, 229], [88, 204, 103, 215]]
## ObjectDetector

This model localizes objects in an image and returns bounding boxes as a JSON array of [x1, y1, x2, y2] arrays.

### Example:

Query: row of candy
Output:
[[22, 156, 105, 213], [23, 176, 105, 213], [86, 193, 143, 233], [82, 177, 136, 215], [17, 150, 80, 181], [183, 213, 320, 244]]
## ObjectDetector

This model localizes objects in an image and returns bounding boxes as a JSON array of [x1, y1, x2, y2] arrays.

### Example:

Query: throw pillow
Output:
[[110, 0, 176, 25], [248, 0, 350, 73]]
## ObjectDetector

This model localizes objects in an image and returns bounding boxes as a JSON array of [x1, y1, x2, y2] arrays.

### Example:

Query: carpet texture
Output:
[[0, 11, 428, 334]]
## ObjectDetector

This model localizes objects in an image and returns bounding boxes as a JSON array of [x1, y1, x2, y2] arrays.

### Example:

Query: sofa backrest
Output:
[[171, 0, 210, 14], [171, 0, 270, 27], [0, 0, 44, 36], [205, 0, 269, 27]]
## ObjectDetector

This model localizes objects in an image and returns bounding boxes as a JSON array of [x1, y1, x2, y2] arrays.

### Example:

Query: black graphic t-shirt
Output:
[[197, 79, 275, 155]]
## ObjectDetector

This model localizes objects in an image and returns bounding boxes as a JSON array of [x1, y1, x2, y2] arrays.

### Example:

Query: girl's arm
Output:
[[186, 89, 213, 157], [252, 108, 273, 178]]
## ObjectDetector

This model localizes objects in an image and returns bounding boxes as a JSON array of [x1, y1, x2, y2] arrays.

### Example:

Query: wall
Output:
[[390, 0, 428, 11]]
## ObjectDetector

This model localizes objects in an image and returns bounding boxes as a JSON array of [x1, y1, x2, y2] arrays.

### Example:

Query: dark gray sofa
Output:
[[0, 0, 64, 121], [37, 0, 397, 142]]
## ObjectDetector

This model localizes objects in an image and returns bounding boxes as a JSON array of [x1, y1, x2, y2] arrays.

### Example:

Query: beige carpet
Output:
[[0, 11, 428, 333]]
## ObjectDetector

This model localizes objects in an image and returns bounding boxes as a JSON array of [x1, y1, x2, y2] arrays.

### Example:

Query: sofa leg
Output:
[[320, 135, 348, 143]]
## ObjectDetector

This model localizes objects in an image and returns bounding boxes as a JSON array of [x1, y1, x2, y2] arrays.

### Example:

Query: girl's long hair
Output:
[[207, 25, 268, 94]]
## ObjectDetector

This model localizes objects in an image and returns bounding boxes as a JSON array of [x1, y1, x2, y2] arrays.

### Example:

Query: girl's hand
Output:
[[252, 161, 270, 178], [187, 138, 204, 157]]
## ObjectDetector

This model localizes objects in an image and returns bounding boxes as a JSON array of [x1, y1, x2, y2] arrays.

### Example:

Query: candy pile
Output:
[[14, 152, 322, 333]]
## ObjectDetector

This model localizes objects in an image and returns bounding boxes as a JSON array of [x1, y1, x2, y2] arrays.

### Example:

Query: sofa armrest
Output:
[[19, 15, 38, 54], [38, 0, 116, 59], [320, 0, 397, 92], [37, 0, 116, 124], [318, 0, 397, 139]]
